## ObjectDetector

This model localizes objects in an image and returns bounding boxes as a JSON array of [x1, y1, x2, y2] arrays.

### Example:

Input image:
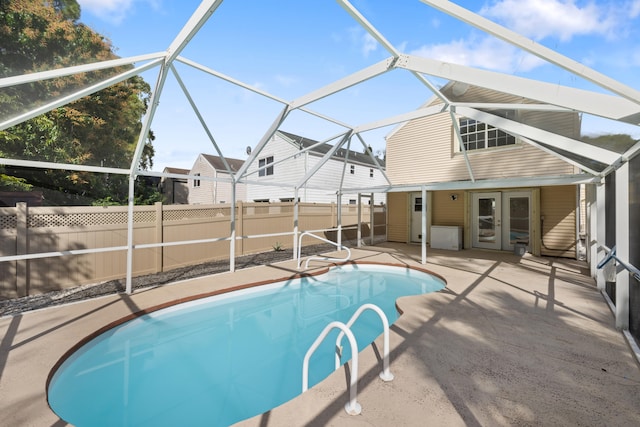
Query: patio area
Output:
[[1, 243, 639, 426]]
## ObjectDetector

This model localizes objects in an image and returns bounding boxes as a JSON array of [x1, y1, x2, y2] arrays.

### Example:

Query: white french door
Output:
[[472, 191, 531, 251]]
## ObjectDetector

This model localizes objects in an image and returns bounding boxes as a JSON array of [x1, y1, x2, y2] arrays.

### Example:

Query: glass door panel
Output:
[[502, 192, 531, 251], [472, 192, 501, 250]]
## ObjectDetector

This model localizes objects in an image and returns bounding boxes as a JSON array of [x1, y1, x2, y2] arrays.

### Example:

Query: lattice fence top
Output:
[[163, 208, 229, 221], [0, 214, 16, 230], [28, 211, 156, 228]]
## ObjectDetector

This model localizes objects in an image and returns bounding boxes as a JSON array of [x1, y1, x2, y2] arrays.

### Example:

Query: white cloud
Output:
[[630, 0, 640, 17], [347, 27, 378, 58], [480, 0, 618, 42], [78, 0, 160, 25], [361, 33, 378, 57], [274, 74, 298, 88], [409, 36, 545, 73]]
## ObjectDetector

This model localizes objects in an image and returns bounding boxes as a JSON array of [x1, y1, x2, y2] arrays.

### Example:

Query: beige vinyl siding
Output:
[[386, 86, 579, 185], [387, 113, 453, 185], [540, 185, 577, 258], [387, 192, 409, 242], [431, 191, 465, 226]]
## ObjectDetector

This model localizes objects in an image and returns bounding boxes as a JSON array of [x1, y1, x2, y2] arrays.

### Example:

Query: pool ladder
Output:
[[297, 231, 351, 269], [302, 303, 394, 415]]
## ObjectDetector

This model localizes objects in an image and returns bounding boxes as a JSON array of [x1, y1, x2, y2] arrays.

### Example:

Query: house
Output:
[[159, 167, 189, 204], [188, 154, 246, 204], [244, 130, 387, 204], [385, 81, 585, 258]]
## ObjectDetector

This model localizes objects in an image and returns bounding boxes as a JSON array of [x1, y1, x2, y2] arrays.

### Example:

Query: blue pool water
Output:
[[48, 263, 445, 427]]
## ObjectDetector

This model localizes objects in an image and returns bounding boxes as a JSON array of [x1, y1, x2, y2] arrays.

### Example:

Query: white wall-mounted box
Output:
[[430, 225, 463, 250]]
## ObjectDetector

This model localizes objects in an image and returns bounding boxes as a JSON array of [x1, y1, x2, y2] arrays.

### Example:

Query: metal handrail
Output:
[[335, 303, 394, 382], [297, 231, 351, 269], [597, 245, 640, 282], [302, 321, 361, 415]]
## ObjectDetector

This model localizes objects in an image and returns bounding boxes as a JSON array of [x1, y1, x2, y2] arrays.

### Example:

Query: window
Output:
[[350, 164, 355, 174], [258, 156, 274, 176], [459, 116, 516, 151], [369, 168, 374, 178], [349, 199, 357, 205], [193, 173, 200, 187]]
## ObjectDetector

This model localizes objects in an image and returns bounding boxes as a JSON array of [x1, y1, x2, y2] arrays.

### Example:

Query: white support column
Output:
[[615, 163, 630, 330], [293, 188, 299, 261], [357, 193, 362, 248], [337, 193, 342, 250], [586, 185, 596, 278], [370, 193, 375, 245], [422, 186, 427, 265], [596, 183, 606, 291], [230, 182, 236, 272]]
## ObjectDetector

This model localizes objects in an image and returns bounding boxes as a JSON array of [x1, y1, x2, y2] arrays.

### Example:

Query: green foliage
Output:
[[0, 0, 160, 206], [581, 133, 637, 154], [0, 173, 32, 191]]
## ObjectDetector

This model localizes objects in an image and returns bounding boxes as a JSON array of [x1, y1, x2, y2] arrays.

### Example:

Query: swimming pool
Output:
[[48, 263, 445, 426]]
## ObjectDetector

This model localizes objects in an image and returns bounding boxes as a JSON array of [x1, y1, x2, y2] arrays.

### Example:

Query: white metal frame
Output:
[[0, 0, 638, 334]]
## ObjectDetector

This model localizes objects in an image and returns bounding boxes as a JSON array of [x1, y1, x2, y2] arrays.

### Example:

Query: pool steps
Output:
[[302, 303, 393, 416]]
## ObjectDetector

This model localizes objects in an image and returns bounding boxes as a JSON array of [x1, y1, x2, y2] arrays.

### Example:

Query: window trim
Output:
[[258, 155, 274, 177], [193, 173, 201, 188], [455, 111, 518, 153]]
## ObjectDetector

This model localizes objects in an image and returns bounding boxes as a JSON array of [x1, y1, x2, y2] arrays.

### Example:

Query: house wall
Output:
[[387, 192, 409, 242], [387, 186, 576, 257], [431, 191, 465, 226], [246, 134, 387, 204], [386, 88, 579, 186], [188, 156, 247, 204], [540, 185, 577, 258], [188, 155, 216, 205]]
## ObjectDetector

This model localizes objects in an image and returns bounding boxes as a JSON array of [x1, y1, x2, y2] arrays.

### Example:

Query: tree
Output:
[[0, 0, 161, 205]]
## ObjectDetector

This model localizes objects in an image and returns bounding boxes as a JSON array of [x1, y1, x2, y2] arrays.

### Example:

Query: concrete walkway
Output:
[[1, 244, 639, 426]]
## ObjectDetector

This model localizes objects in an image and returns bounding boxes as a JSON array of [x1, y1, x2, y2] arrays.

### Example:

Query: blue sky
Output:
[[75, 0, 640, 171]]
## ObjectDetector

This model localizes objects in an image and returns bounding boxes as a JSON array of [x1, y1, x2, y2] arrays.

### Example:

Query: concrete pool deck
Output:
[[1, 243, 639, 426]]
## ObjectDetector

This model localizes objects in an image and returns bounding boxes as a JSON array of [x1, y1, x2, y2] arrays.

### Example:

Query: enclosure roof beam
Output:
[[165, 0, 223, 65], [171, 64, 233, 174], [400, 54, 640, 124], [0, 52, 165, 89], [176, 56, 353, 129], [343, 173, 599, 194], [236, 105, 291, 179], [456, 106, 620, 165], [296, 131, 353, 188], [289, 57, 397, 109], [354, 133, 391, 185], [0, 59, 162, 131], [338, 0, 448, 104], [354, 104, 445, 133], [418, 0, 640, 106]]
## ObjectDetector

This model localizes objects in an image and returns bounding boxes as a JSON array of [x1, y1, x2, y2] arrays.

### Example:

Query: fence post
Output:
[[237, 201, 244, 256], [16, 202, 28, 297], [155, 202, 163, 273]]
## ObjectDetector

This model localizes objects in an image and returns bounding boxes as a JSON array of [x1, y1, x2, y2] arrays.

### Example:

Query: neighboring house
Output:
[[159, 167, 189, 204], [188, 154, 246, 204], [385, 81, 584, 258], [245, 130, 387, 204]]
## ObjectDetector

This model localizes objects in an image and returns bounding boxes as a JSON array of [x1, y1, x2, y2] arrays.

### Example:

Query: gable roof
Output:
[[277, 130, 385, 168], [200, 154, 245, 173], [162, 167, 190, 175]]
